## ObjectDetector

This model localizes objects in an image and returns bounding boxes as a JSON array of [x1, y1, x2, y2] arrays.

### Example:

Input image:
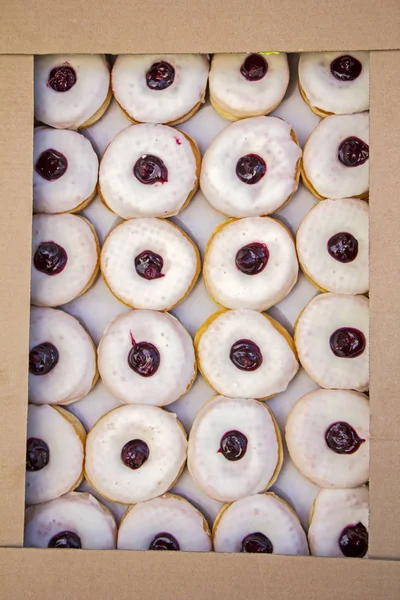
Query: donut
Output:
[[302, 113, 369, 200], [286, 389, 369, 488], [195, 309, 298, 400], [31, 213, 99, 307], [112, 54, 209, 125], [117, 493, 212, 551], [204, 217, 298, 311], [29, 307, 97, 405], [294, 293, 369, 391], [209, 53, 290, 120], [296, 198, 369, 294], [200, 116, 302, 218], [33, 127, 98, 214], [101, 218, 200, 311], [34, 55, 111, 130], [26, 405, 85, 505], [97, 310, 196, 406], [24, 491, 117, 549], [188, 396, 282, 502], [98, 124, 200, 219], [308, 487, 369, 558], [213, 492, 309, 555], [299, 52, 369, 117], [84, 405, 187, 504]]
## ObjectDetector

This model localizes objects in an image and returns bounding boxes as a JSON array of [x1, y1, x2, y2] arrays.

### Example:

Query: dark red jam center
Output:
[[48, 66, 77, 92], [325, 421, 365, 454], [29, 342, 59, 376], [338, 137, 369, 167], [135, 250, 165, 280], [235, 242, 269, 275], [241, 532, 273, 553], [146, 61, 175, 91], [338, 522, 368, 558], [236, 154, 267, 185], [329, 327, 366, 358], [33, 242, 68, 276], [229, 339, 263, 371], [48, 531, 81, 549], [121, 439, 150, 470], [35, 149, 68, 181], [330, 55, 362, 81], [128, 335, 160, 378], [26, 437, 50, 472], [149, 533, 180, 551], [133, 155, 168, 185], [219, 430, 248, 461], [240, 54, 268, 81], [327, 232, 358, 263]]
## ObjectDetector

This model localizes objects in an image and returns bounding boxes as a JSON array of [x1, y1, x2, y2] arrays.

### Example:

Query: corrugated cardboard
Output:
[[0, 1, 400, 597]]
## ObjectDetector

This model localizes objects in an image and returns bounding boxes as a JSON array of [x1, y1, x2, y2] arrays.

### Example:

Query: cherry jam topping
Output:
[[327, 232, 358, 263], [29, 342, 59, 376], [26, 437, 50, 471], [338, 137, 369, 167], [241, 532, 273, 553], [48, 531, 81, 549], [236, 154, 267, 185], [48, 66, 77, 92], [235, 242, 269, 275], [134, 250, 165, 280], [329, 327, 366, 358], [146, 61, 175, 91], [121, 439, 150, 470], [240, 54, 268, 81], [330, 55, 362, 81], [133, 155, 168, 185], [219, 430, 248, 461], [229, 339, 263, 371], [325, 421, 365, 454], [35, 149, 68, 181], [33, 242, 68, 276], [149, 533, 180, 551], [128, 334, 160, 377], [339, 522, 368, 558]]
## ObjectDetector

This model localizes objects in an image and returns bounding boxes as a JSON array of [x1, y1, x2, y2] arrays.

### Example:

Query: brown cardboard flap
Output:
[[0, 0, 399, 54]]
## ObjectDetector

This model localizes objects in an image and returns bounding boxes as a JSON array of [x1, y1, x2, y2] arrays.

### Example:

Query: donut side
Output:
[[79, 85, 113, 129]]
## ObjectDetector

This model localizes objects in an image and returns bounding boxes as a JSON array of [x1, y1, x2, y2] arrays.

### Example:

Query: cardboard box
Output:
[[1, 1, 400, 597]]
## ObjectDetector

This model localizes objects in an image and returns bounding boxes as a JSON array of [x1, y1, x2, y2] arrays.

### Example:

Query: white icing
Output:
[[303, 113, 369, 198], [296, 197, 369, 294], [209, 53, 289, 118], [299, 52, 369, 114], [295, 293, 369, 391], [188, 396, 281, 502], [213, 493, 309, 555], [286, 389, 369, 488], [101, 218, 199, 311], [112, 54, 209, 123], [117, 494, 211, 551], [98, 310, 196, 407], [85, 405, 187, 503], [31, 214, 99, 307], [204, 217, 298, 310], [170, 467, 223, 527], [67, 380, 121, 432], [24, 491, 117, 549], [77, 479, 128, 525], [34, 55, 110, 129], [200, 117, 302, 217], [29, 307, 97, 405], [197, 309, 298, 399], [308, 487, 369, 557], [33, 127, 98, 214], [26, 405, 84, 504], [99, 124, 198, 219]]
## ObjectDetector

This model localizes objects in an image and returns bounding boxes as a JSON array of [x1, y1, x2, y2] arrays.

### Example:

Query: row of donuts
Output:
[[34, 111, 369, 219], [34, 52, 369, 131]]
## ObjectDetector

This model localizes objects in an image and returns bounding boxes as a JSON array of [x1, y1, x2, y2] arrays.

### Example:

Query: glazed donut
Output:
[[112, 54, 209, 125], [209, 53, 289, 120], [286, 389, 369, 488], [294, 293, 369, 391], [204, 217, 298, 311], [101, 218, 200, 311], [299, 52, 369, 117], [34, 55, 111, 129], [200, 117, 302, 218], [195, 309, 298, 400], [33, 127, 98, 214], [296, 198, 369, 294], [31, 213, 99, 307], [302, 113, 369, 200], [98, 310, 196, 406], [308, 487, 369, 558], [99, 124, 200, 219], [117, 493, 212, 551], [188, 396, 282, 502], [24, 491, 117, 549], [213, 493, 309, 555], [85, 405, 187, 504], [26, 405, 85, 505], [29, 307, 97, 405]]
